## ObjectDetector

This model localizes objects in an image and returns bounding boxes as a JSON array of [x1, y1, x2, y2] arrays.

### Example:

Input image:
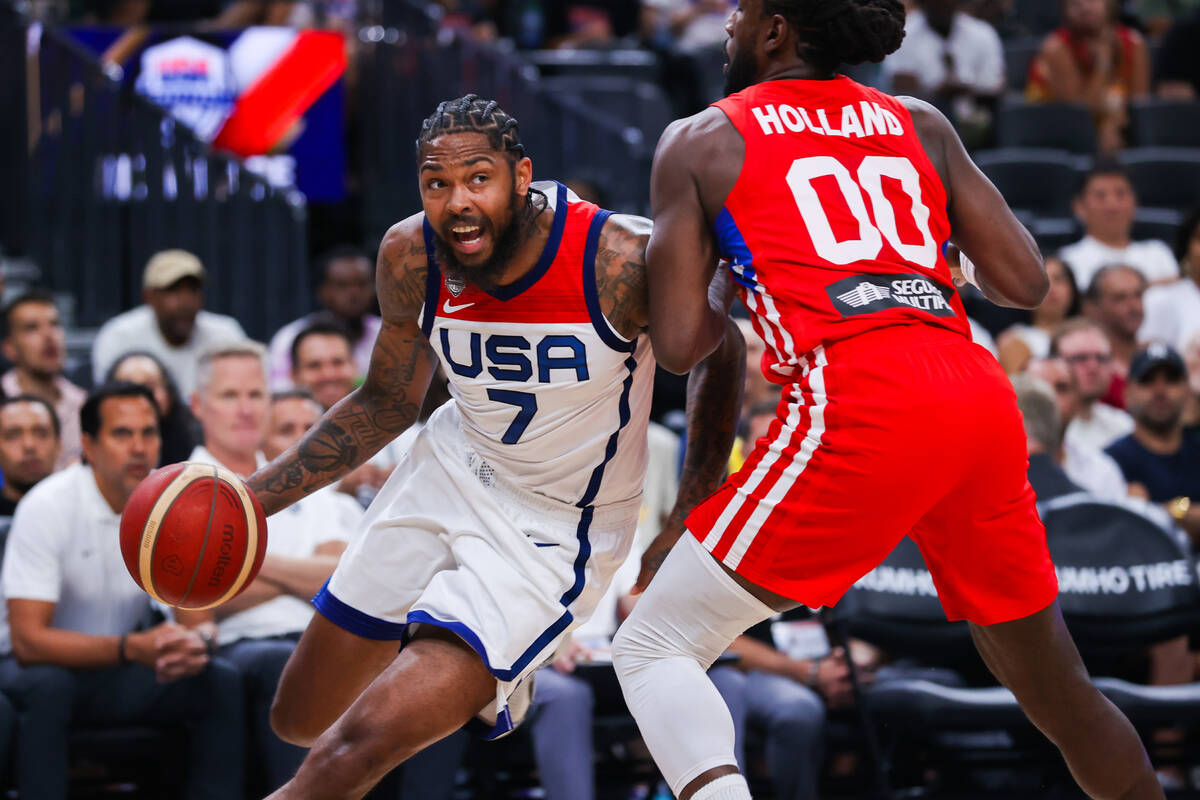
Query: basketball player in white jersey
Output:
[[245, 95, 746, 799]]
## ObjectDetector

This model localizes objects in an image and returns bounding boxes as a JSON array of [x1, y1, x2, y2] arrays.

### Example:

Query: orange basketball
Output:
[[120, 462, 268, 610]]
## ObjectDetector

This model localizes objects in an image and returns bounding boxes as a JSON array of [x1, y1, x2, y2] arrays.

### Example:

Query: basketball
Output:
[[119, 462, 268, 610]]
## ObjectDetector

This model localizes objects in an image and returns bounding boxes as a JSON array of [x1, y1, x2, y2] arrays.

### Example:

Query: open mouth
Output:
[[450, 224, 485, 252]]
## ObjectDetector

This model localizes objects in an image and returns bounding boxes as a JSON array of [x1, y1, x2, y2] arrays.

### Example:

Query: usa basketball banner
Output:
[[70, 26, 347, 202]]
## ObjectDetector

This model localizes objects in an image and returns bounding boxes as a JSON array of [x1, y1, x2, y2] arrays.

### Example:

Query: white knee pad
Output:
[[612, 534, 776, 795]]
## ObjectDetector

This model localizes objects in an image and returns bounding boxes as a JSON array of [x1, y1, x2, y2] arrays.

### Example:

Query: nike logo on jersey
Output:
[[443, 299, 475, 314]]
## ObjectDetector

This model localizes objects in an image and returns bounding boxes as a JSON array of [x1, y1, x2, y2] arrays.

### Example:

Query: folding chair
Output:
[[995, 102, 1097, 154]]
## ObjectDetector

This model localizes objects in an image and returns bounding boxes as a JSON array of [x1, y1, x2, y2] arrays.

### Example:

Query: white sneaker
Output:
[[473, 672, 536, 741]]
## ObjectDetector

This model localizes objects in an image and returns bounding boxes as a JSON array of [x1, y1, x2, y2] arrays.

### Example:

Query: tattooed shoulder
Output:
[[377, 213, 431, 321], [594, 214, 651, 340]]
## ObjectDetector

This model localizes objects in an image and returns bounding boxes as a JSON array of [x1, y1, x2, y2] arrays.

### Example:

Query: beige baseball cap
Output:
[[143, 249, 206, 290]]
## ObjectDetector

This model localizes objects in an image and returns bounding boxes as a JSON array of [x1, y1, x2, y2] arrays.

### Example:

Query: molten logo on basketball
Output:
[[208, 523, 237, 587]]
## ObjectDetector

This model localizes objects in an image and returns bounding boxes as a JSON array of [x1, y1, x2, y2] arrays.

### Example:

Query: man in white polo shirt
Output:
[[187, 340, 313, 790], [1060, 163, 1179, 290], [0, 382, 244, 800], [92, 249, 246, 398]]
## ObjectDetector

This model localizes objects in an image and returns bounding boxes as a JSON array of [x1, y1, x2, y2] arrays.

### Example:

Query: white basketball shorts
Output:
[[315, 402, 641, 737]]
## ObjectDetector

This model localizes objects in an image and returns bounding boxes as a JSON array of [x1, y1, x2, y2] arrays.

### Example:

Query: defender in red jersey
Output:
[[612, 3, 1162, 800]]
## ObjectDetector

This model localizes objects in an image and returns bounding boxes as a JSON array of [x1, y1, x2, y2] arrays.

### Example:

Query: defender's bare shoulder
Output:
[[897, 95, 954, 189], [595, 213, 652, 340]]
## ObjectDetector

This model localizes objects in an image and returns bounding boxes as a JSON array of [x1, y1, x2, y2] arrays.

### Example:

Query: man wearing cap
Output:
[[1106, 344, 1200, 543], [91, 250, 245, 398]]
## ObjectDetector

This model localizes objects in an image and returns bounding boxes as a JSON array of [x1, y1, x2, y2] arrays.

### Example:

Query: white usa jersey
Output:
[[418, 182, 655, 509]]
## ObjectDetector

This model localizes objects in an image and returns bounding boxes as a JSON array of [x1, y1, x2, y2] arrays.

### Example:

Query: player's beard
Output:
[[724, 44, 760, 96], [435, 188, 529, 292]]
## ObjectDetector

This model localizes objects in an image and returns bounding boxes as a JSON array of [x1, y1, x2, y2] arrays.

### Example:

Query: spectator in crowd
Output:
[[1, 291, 85, 470], [189, 341, 269, 479], [0, 382, 244, 800], [0, 395, 60, 516], [1106, 343, 1200, 541], [290, 321, 359, 410], [1026, 0, 1150, 152], [530, 0, 642, 48], [1013, 373, 1086, 499], [188, 389, 359, 792], [1136, 0, 1200, 38], [1083, 264, 1147, 407], [92, 249, 245, 398], [1028, 357, 1129, 499], [996, 255, 1081, 374], [1140, 208, 1200, 351], [267, 246, 380, 391], [1059, 162, 1178, 289], [880, 0, 1005, 141], [1154, 9, 1200, 99], [640, 0, 731, 52], [285, 323, 390, 502], [1052, 318, 1135, 449], [105, 351, 203, 466], [1183, 331, 1200, 425]]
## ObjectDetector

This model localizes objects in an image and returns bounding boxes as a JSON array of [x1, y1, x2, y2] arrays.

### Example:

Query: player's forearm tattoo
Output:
[[249, 244, 435, 515], [666, 318, 746, 529]]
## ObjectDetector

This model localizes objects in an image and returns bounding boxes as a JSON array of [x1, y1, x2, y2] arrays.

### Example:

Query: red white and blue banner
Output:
[[72, 26, 347, 202]]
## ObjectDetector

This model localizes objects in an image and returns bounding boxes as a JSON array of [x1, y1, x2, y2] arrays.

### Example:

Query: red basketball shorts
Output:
[[688, 325, 1059, 626]]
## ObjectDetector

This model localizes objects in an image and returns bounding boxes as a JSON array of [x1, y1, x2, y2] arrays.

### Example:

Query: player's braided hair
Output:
[[415, 94, 526, 162], [764, 0, 906, 74], [414, 94, 547, 221]]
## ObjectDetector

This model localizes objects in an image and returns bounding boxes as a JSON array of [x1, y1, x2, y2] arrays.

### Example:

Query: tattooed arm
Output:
[[247, 216, 439, 516], [595, 215, 746, 591], [635, 306, 744, 593]]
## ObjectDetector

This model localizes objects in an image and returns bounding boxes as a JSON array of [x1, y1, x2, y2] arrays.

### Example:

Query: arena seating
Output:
[[1119, 147, 1200, 213], [994, 102, 1098, 153], [973, 148, 1085, 220], [838, 495, 1200, 795], [1130, 100, 1200, 148], [1002, 36, 1041, 94]]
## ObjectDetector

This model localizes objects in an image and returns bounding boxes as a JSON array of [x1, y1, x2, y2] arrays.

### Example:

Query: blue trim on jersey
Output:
[[420, 219, 442, 340], [486, 182, 569, 301], [560, 352, 637, 604], [581, 209, 638, 354], [576, 355, 637, 509], [313, 580, 408, 641], [714, 207, 759, 291]]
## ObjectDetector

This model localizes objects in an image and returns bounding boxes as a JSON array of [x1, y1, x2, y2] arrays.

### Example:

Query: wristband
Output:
[[198, 630, 218, 657], [959, 252, 980, 289], [117, 633, 129, 666]]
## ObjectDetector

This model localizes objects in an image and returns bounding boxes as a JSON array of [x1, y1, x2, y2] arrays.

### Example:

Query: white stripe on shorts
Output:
[[702, 347, 828, 567]]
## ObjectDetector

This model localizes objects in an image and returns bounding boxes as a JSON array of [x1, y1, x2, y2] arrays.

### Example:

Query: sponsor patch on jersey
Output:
[[826, 273, 956, 319]]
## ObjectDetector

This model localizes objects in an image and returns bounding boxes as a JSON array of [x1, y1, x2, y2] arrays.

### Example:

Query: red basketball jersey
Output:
[[712, 76, 972, 384]]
